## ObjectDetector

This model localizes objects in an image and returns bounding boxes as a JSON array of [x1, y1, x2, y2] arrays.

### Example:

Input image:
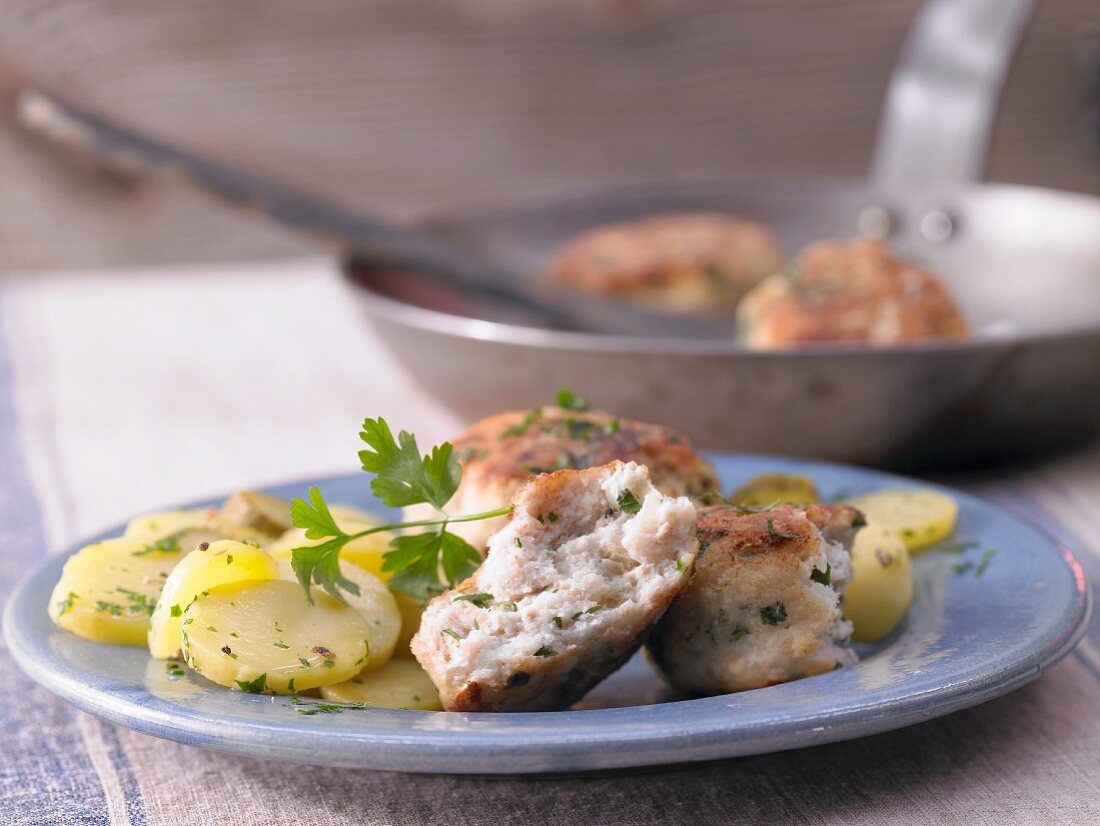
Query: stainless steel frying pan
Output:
[[348, 0, 1100, 471], [21, 0, 1100, 470]]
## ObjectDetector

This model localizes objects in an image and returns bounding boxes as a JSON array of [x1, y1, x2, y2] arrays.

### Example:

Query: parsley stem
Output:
[[337, 505, 514, 542]]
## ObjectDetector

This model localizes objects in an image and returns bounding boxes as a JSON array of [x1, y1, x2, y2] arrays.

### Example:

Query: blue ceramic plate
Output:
[[5, 454, 1090, 774]]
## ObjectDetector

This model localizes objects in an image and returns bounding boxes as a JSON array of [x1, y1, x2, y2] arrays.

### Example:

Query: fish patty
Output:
[[405, 405, 718, 553], [737, 238, 970, 347], [412, 461, 698, 711], [647, 503, 863, 695], [548, 212, 784, 315]]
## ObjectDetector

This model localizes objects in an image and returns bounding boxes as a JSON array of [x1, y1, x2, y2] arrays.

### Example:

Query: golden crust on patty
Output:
[[647, 503, 862, 695], [405, 406, 719, 553], [548, 212, 784, 315], [455, 407, 718, 498], [737, 238, 970, 347]]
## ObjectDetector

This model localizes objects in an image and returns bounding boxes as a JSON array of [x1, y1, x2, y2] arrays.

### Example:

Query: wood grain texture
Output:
[[0, 0, 1096, 268]]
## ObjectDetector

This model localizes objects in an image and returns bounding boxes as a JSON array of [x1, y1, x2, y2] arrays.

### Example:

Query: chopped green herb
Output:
[[514, 537, 523, 549], [730, 627, 749, 643], [55, 591, 79, 616], [95, 600, 123, 617], [234, 673, 267, 694], [534, 645, 554, 657], [287, 678, 296, 693], [132, 529, 188, 557], [974, 548, 997, 578], [441, 628, 463, 641], [298, 657, 311, 668], [555, 388, 589, 411], [547, 512, 559, 523], [810, 564, 831, 586], [272, 641, 291, 649], [553, 616, 563, 628], [454, 593, 493, 607], [169, 604, 182, 618], [617, 490, 642, 514], [766, 519, 800, 540], [165, 660, 186, 678], [226, 554, 234, 565], [760, 602, 788, 626], [605, 419, 620, 434], [502, 407, 542, 437], [291, 697, 368, 716]]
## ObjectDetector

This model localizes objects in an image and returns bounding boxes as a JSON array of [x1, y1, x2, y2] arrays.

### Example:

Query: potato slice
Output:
[[847, 488, 957, 552], [272, 557, 400, 671], [180, 580, 372, 694], [393, 594, 425, 657], [267, 504, 423, 655], [123, 508, 215, 539], [842, 526, 913, 642], [149, 540, 280, 659], [48, 537, 185, 646], [217, 491, 293, 538], [320, 658, 442, 710], [730, 473, 819, 507]]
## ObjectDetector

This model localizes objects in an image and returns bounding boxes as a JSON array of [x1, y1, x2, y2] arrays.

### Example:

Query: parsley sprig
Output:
[[290, 418, 512, 604]]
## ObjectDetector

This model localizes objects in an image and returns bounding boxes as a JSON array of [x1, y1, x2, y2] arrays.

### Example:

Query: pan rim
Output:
[[345, 176, 1100, 357]]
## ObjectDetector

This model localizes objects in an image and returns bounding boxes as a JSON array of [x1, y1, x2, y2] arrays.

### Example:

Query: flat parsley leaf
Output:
[[381, 530, 480, 601], [290, 418, 511, 605], [357, 418, 460, 510], [291, 486, 346, 541], [291, 533, 362, 604]]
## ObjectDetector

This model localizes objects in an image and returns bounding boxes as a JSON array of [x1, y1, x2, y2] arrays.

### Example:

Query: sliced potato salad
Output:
[[47, 492, 436, 708], [48, 458, 971, 712]]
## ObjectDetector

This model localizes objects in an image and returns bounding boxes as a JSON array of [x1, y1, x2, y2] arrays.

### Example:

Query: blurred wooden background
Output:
[[0, 0, 1096, 268]]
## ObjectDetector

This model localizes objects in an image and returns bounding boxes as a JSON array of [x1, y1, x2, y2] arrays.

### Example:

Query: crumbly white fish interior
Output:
[[412, 460, 698, 711], [647, 504, 861, 695]]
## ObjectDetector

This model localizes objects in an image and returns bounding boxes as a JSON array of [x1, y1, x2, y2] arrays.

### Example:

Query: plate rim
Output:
[[5, 453, 1092, 773]]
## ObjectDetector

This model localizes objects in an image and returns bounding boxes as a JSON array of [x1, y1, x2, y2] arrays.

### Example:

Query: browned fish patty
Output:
[[737, 238, 970, 347], [647, 503, 863, 695], [548, 212, 784, 315], [405, 406, 719, 552]]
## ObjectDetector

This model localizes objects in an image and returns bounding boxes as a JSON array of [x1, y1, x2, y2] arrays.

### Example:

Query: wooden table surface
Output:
[[0, 0, 1096, 269]]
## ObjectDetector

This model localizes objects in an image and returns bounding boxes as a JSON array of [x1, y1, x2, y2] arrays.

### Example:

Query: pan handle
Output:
[[871, 0, 1036, 189]]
